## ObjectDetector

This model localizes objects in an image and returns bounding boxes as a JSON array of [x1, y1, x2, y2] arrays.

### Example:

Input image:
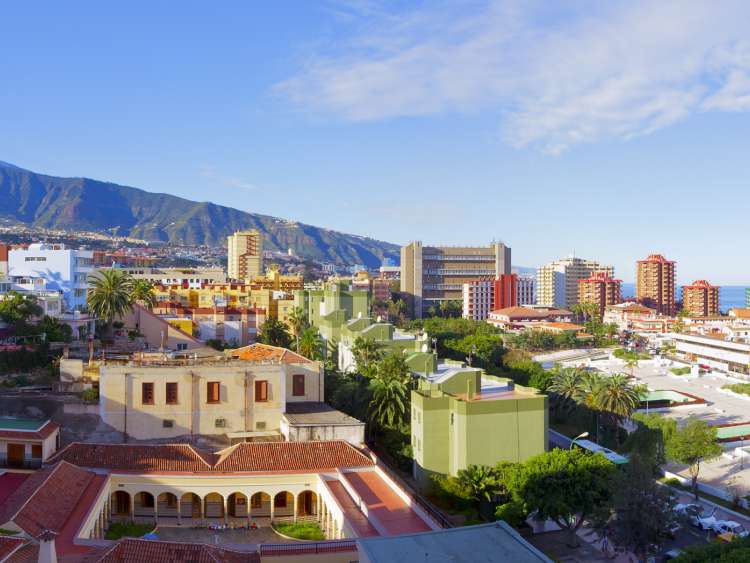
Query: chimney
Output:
[[37, 529, 57, 563]]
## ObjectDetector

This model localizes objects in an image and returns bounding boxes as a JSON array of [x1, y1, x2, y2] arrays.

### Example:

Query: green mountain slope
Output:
[[0, 161, 399, 267]]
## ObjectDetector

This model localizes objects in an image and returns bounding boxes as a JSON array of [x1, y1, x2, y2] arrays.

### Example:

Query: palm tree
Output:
[[87, 269, 135, 327], [352, 336, 383, 376], [130, 279, 156, 308], [287, 306, 308, 353], [548, 368, 584, 413], [368, 352, 411, 429], [576, 371, 603, 410], [299, 326, 321, 360], [456, 465, 500, 503], [624, 356, 639, 378], [596, 373, 642, 446]]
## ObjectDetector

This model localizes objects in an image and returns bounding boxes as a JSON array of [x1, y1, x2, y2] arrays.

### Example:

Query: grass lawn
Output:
[[272, 521, 325, 541], [0, 528, 19, 536], [105, 521, 155, 540]]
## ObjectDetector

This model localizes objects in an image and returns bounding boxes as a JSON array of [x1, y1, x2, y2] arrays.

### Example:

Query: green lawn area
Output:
[[670, 367, 692, 376], [723, 383, 750, 396], [272, 521, 325, 541], [105, 521, 155, 540], [0, 528, 19, 536]]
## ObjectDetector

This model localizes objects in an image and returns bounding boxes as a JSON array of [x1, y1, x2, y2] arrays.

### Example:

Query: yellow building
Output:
[[228, 229, 264, 281], [98, 344, 326, 442]]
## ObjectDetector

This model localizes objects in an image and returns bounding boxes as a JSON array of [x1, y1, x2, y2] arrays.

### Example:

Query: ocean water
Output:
[[621, 283, 748, 312]]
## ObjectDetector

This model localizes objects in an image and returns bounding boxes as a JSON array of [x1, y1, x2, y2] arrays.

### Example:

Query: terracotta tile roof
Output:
[[6, 462, 96, 538], [730, 308, 750, 319], [50, 441, 373, 474], [95, 539, 259, 562], [3, 542, 37, 563], [0, 537, 27, 561], [0, 421, 60, 441], [231, 343, 314, 365], [214, 441, 374, 473], [48, 443, 215, 473], [490, 306, 573, 320]]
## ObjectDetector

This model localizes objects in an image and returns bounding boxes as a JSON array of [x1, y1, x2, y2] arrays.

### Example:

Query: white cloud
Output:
[[278, 0, 750, 152], [199, 165, 259, 191]]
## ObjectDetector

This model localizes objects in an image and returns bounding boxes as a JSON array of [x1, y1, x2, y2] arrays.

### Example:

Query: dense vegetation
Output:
[[105, 521, 155, 540]]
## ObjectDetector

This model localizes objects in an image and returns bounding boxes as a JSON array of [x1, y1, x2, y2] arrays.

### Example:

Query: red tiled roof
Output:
[[95, 539, 259, 562], [214, 441, 374, 473], [48, 443, 215, 474], [50, 441, 373, 474], [0, 421, 60, 441], [0, 537, 26, 561], [10, 462, 96, 537], [3, 542, 36, 563], [0, 473, 29, 507], [231, 343, 315, 365]]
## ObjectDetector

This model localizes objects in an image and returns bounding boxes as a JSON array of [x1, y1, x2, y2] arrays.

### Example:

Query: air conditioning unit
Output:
[[163, 419, 174, 428], [215, 418, 226, 428]]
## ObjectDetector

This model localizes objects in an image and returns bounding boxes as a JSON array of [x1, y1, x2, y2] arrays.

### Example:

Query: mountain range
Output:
[[0, 161, 400, 267]]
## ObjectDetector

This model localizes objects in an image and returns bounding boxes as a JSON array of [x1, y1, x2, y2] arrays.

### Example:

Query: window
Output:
[[255, 380, 268, 402], [31, 445, 42, 459], [251, 495, 262, 509], [166, 382, 178, 405], [256, 421, 266, 430], [163, 419, 174, 428], [142, 382, 154, 405], [292, 374, 305, 396], [274, 495, 287, 508], [207, 381, 220, 403], [176, 343, 187, 351], [215, 418, 226, 428]]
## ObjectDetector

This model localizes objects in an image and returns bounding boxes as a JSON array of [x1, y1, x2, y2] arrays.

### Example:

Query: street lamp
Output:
[[570, 431, 589, 450]]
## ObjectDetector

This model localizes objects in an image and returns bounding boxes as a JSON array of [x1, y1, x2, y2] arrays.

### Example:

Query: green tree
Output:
[[455, 465, 500, 503], [596, 457, 677, 559], [511, 449, 617, 547], [351, 336, 383, 377], [87, 269, 135, 328], [287, 306, 309, 353], [666, 417, 723, 498], [624, 355, 639, 377], [368, 352, 411, 429], [37, 316, 73, 343], [596, 373, 642, 447], [130, 279, 156, 308], [0, 291, 43, 324], [257, 318, 292, 349], [299, 326, 322, 360], [548, 367, 585, 413], [622, 413, 677, 470], [673, 535, 750, 562]]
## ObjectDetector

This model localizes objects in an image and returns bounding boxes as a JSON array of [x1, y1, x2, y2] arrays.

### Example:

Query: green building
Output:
[[294, 280, 371, 351], [411, 359, 548, 489], [338, 317, 429, 372]]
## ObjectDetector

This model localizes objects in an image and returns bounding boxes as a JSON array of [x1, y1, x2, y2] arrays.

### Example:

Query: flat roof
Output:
[[0, 418, 46, 431], [357, 522, 552, 562], [283, 402, 365, 426]]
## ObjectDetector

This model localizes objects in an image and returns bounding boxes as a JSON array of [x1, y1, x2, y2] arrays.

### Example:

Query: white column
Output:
[[293, 495, 298, 522], [177, 498, 182, 525]]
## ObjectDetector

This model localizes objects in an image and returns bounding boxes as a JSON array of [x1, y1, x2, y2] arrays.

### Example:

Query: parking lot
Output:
[[565, 353, 750, 499]]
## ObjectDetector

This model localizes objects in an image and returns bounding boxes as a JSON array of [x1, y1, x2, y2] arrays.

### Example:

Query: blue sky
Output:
[[2, 1, 750, 283]]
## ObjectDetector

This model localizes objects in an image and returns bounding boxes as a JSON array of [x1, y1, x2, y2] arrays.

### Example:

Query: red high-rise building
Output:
[[493, 274, 518, 311]]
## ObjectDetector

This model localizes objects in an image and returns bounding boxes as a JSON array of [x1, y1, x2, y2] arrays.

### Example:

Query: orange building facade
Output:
[[682, 280, 720, 317], [636, 254, 676, 316]]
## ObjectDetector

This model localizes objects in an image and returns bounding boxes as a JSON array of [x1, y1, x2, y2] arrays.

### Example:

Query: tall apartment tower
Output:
[[227, 230, 264, 281], [636, 254, 676, 316], [401, 241, 511, 319], [537, 256, 614, 308], [682, 280, 720, 317], [578, 272, 622, 318], [516, 274, 537, 305]]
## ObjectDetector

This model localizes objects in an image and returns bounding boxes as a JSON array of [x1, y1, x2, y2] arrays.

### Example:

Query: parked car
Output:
[[674, 503, 704, 526], [712, 521, 749, 537]]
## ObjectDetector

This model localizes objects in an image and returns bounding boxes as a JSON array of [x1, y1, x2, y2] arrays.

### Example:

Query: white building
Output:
[[7, 244, 93, 311], [537, 256, 614, 308], [0, 277, 63, 318], [672, 332, 750, 378], [462, 280, 494, 321], [517, 275, 536, 305]]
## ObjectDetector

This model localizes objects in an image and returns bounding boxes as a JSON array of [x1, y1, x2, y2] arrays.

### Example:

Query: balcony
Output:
[[0, 455, 43, 469]]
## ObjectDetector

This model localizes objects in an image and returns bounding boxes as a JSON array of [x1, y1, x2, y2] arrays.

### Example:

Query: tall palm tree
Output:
[[287, 306, 308, 353], [299, 326, 321, 360], [368, 353, 411, 429], [596, 373, 642, 446], [131, 279, 156, 308], [548, 367, 584, 413], [624, 356, 639, 378], [576, 371, 603, 410], [87, 269, 135, 326]]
